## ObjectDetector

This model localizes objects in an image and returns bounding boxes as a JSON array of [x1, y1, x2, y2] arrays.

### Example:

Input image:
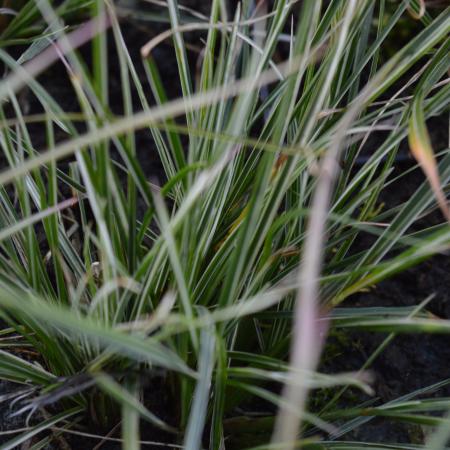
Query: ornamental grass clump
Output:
[[0, 0, 449, 448]]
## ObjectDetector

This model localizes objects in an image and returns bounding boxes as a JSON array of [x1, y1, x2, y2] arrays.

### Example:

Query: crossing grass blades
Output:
[[0, 0, 450, 448]]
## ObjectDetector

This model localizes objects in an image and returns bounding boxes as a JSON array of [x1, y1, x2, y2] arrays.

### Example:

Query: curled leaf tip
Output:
[[407, 0, 426, 20]]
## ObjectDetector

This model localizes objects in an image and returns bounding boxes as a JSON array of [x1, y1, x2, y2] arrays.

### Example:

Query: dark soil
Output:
[[324, 153, 450, 444], [1, 3, 450, 449]]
